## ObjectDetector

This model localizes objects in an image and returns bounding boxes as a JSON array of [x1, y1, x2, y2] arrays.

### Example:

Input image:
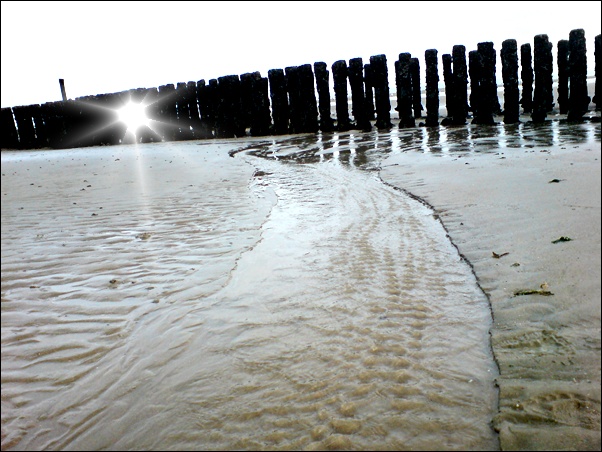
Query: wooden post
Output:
[[452, 45, 469, 124], [348, 57, 371, 131], [196, 79, 214, 139], [595, 34, 601, 111], [216, 75, 244, 138], [285, 66, 302, 134], [532, 34, 551, 122], [364, 64, 376, 121], [557, 40, 570, 114], [249, 73, 273, 136], [314, 62, 335, 132], [409, 57, 423, 119], [268, 69, 289, 135], [186, 81, 201, 138], [501, 39, 520, 123], [369, 54, 392, 129], [59, 79, 67, 101], [297, 64, 319, 133], [520, 43, 534, 114], [0, 108, 20, 149], [468, 50, 479, 116], [479, 41, 500, 117], [473, 42, 497, 124], [207, 79, 219, 137], [42, 101, 67, 148], [567, 28, 590, 121], [332, 60, 351, 131], [175, 82, 192, 140], [12, 105, 37, 149], [424, 48, 439, 127], [396, 53, 415, 128], [240, 72, 256, 132], [158, 84, 177, 141], [441, 53, 454, 123], [469, 43, 495, 125]]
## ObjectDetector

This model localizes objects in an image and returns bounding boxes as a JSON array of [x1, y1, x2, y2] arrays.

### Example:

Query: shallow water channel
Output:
[[0, 128, 512, 450]]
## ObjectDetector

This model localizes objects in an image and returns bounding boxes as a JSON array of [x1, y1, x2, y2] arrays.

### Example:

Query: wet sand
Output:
[[381, 118, 601, 450], [2, 138, 499, 450], [1, 114, 600, 451]]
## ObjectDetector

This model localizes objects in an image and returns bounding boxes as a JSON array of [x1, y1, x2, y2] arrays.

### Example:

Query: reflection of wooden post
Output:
[[59, 79, 67, 101]]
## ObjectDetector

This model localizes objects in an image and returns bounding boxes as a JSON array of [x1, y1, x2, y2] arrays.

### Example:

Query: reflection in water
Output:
[[246, 118, 598, 165]]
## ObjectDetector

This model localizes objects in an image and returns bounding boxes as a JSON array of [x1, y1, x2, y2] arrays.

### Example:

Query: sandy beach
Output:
[[380, 118, 601, 450], [1, 112, 600, 450]]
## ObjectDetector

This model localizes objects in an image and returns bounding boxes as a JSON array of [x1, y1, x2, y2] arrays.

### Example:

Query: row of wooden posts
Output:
[[1, 29, 600, 151]]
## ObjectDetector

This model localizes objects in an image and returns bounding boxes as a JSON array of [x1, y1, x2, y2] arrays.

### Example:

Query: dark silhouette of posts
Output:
[[348, 57, 371, 131], [364, 64, 376, 121], [425, 49, 439, 127], [442, 54, 454, 120], [501, 39, 520, 123], [240, 72, 257, 132], [332, 60, 351, 131], [1, 108, 20, 149], [175, 82, 194, 140], [452, 45, 468, 124], [196, 80, 214, 139], [186, 81, 201, 138], [557, 40, 570, 114], [186, 81, 204, 139], [593, 35, 602, 110], [12, 105, 37, 149], [520, 43, 534, 114], [532, 34, 552, 122], [29, 104, 48, 148], [248, 73, 272, 136], [409, 57, 423, 119], [567, 28, 590, 121], [370, 54, 392, 129], [216, 75, 244, 138], [268, 69, 289, 135], [207, 79, 220, 137], [396, 53, 415, 128], [314, 62, 335, 132], [157, 84, 177, 141], [95, 93, 123, 146], [42, 101, 67, 148], [285, 66, 301, 134], [594, 34, 601, 110]]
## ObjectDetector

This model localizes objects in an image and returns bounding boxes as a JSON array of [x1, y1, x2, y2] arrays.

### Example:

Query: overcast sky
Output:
[[1, 1, 600, 108]]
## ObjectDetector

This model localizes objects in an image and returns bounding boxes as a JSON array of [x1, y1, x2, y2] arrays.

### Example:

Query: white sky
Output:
[[1, 0, 600, 108]]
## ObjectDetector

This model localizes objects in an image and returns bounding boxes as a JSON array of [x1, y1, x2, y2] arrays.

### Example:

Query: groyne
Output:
[[1, 28, 599, 150]]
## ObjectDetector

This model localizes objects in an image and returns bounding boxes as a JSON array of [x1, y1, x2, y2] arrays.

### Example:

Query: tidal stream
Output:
[[1, 130, 503, 450]]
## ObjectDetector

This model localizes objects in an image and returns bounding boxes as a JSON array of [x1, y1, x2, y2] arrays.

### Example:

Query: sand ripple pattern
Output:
[[2, 135, 498, 450]]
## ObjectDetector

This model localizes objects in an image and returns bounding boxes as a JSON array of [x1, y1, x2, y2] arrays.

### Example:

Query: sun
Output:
[[117, 101, 150, 136]]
